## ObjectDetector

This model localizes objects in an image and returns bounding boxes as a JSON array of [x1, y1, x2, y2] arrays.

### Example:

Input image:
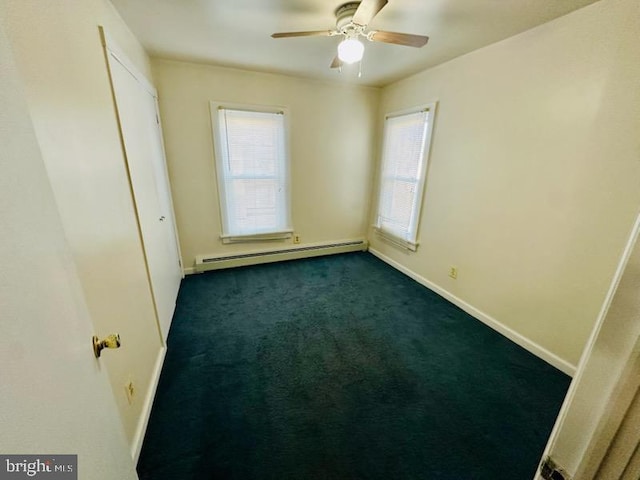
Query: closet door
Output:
[[103, 30, 182, 341]]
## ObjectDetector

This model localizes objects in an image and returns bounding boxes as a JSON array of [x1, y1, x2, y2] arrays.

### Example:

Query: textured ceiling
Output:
[[111, 0, 600, 87]]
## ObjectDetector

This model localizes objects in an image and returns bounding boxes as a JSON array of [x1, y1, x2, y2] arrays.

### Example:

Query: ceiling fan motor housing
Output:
[[335, 2, 360, 31]]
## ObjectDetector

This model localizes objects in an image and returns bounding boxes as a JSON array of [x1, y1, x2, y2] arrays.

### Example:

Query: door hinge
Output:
[[540, 456, 571, 480]]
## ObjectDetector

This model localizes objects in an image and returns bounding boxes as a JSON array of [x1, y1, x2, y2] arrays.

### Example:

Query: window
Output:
[[211, 103, 292, 242], [374, 103, 436, 251]]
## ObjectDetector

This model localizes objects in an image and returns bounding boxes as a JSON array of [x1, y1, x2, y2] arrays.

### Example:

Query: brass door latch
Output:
[[92, 333, 121, 358]]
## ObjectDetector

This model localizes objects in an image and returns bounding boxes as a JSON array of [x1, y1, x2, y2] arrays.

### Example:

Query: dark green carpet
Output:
[[137, 252, 570, 480]]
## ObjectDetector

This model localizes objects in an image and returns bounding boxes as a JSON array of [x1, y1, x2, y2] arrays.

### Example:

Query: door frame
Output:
[[100, 27, 182, 460]]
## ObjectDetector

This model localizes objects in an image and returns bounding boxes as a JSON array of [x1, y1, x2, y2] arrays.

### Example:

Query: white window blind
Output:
[[213, 106, 291, 240], [375, 106, 434, 250]]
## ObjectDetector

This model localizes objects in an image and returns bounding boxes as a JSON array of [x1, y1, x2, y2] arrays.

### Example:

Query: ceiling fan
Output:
[[271, 0, 429, 70]]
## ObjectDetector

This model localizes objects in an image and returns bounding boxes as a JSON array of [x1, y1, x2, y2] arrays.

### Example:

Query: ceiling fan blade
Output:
[[369, 30, 429, 47], [330, 56, 343, 69], [271, 30, 334, 39], [352, 0, 388, 26]]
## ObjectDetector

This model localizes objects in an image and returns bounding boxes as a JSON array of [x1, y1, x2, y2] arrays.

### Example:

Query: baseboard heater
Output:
[[193, 239, 368, 273]]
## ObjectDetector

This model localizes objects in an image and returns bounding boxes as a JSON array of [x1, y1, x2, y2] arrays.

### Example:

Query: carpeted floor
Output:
[[137, 252, 570, 480]]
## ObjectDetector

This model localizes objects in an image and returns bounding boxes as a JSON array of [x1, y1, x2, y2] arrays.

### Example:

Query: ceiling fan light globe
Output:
[[337, 38, 364, 64]]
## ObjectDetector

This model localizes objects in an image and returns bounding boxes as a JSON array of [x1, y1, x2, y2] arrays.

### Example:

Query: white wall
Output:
[[369, 0, 640, 370], [0, 11, 137, 478], [152, 59, 380, 268], [2, 0, 163, 448]]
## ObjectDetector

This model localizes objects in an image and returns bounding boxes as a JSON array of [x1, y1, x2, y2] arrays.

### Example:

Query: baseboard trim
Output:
[[368, 248, 576, 377], [132, 345, 166, 463], [183, 266, 196, 275]]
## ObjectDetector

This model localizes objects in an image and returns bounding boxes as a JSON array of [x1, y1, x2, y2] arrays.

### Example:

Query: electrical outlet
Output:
[[449, 266, 458, 279], [125, 380, 135, 405], [293, 234, 301, 244]]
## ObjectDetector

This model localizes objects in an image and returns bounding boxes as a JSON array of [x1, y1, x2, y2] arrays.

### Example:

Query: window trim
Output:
[[373, 102, 437, 251], [209, 101, 293, 243]]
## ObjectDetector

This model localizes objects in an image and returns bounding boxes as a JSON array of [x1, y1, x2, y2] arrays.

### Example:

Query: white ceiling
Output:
[[110, 0, 600, 87]]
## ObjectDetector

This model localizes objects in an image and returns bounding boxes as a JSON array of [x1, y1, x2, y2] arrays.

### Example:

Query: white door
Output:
[[593, 364, 640, 480], [535, 213, 640, 480], [103, 31, 182, 341], [0, 20, 137, 478]]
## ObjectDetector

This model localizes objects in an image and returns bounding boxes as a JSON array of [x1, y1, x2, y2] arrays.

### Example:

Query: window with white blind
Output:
[[374, 103, 436, 251], [210, 103, 292, 242]]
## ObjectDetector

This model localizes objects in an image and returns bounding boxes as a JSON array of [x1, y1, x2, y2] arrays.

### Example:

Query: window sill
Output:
[[373, 227, 419, 252], [220, 230, 293, 244]]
